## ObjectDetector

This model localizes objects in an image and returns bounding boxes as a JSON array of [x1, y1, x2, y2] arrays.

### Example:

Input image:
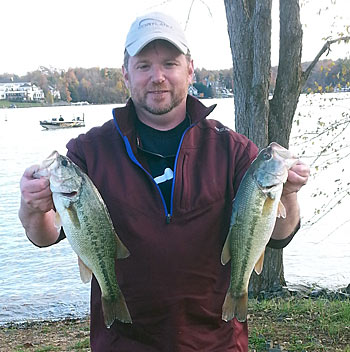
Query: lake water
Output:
[[0, 95, 349, 325]]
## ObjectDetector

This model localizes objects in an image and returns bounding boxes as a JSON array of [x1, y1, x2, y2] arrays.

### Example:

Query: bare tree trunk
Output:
[[249, 248, 286, 295], [224, 0, 271, 150], [269, 0, 303, 147]]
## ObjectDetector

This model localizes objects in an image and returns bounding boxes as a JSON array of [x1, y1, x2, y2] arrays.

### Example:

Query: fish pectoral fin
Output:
[[254, 250, 265, 275], [277, 200, 286, 219], [78, 256, 92, 283], [262, 197, 274, 216], [221, 232, 232, 265], [54, 212, 62, 230], [114, 233, 130, 259], [67, 205, 81, 229]]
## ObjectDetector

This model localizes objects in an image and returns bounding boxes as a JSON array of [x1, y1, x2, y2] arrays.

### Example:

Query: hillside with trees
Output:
[[0, 67, 129, 105], [0, 58, 349, 105]]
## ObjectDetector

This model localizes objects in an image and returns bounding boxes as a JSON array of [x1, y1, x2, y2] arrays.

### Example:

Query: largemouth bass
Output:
[[35, 151, 132, 327], [221, 142, 298, 323]]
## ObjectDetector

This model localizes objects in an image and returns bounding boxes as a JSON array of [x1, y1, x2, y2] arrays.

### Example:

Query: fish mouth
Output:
[[258, 183, 279, 192], [264, 184, 277, 190], [60, 191, 78, 198]]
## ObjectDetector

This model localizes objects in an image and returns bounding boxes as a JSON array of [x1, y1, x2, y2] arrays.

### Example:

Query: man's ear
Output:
[[188, 60, 194, 84], [122, 65, 129, 89]]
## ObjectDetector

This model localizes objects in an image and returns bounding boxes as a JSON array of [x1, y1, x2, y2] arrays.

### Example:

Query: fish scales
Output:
[[67, 179, 114, 284]]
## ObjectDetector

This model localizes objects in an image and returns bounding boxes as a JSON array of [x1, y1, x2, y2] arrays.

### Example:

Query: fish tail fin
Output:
[[102, 293, 132, 327], [222, 291, 248, 323]]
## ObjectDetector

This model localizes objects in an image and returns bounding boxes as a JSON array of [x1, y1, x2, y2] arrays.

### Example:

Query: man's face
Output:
[[123, 40, 194, 117]]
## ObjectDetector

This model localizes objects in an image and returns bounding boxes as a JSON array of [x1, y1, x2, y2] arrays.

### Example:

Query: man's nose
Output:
[[151, 66, 165, 83]]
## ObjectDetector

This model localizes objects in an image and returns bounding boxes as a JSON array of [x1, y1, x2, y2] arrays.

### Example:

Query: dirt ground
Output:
[[0, 318, 90, 352], [1, 305, 349, 352]]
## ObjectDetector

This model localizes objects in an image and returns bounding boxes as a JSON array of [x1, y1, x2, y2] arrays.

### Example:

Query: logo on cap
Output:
[[139, 18, 173, 31]]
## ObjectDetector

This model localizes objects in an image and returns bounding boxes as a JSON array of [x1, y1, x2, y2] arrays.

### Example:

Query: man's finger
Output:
[[23, 165, 40, 178], [289, 161, 310, 178]]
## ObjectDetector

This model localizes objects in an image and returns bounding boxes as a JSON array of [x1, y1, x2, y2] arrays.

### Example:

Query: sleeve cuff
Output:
[[266, 219, 301, 249], [26, 228, 66, 248]]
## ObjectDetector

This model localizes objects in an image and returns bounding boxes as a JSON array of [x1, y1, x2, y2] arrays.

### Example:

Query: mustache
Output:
[[148, 84, 169, 92]]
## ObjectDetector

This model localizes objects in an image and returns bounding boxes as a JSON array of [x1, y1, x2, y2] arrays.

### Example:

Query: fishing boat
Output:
[[40, 113, 85, 130]]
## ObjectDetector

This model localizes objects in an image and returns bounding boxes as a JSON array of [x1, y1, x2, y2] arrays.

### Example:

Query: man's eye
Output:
[[137, 64, 149, 70]]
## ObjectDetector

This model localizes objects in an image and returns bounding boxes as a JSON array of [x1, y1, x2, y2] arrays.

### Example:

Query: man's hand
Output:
[[271, 160, 310, 242], [20, 165, 54, 214], [283, 160, 310, 196], [19, 165, 59, 247]]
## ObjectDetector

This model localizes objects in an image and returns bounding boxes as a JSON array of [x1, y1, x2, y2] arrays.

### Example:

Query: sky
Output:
[[2, 0, 349, 76]]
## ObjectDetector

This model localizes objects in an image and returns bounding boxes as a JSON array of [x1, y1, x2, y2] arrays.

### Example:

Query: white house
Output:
[[0, 82, 45, 101]]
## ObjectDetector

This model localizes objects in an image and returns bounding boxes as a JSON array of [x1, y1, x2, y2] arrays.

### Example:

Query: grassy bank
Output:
[[1, 297, 349, 351], [0, 100, 46, 109], [248, 297, 350, 351]]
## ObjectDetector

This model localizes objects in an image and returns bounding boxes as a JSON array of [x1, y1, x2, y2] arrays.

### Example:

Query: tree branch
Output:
[[302, 36, 350, 84], [184, 0, 195, 31]]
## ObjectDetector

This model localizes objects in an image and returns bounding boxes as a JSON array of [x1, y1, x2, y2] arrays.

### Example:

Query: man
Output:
[[19, 12, 310, 352]]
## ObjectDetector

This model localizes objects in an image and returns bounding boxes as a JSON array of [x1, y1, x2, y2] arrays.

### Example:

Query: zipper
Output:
[[122, 135, 170, 221], [169, 124, 195, 219], [113, 110, 195, 223]]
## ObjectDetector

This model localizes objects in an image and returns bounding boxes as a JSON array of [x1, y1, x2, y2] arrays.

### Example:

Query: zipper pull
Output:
[[166, 214, 172, 224]]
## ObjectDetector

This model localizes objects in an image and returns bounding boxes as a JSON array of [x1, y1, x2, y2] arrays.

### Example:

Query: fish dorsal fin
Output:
[[54, 212, 62, 230], [221, 232, 232, 265], [78, 256, 92, 283], [254, 250, 265, 275], [114, 233, 130, 259], [277, 200, 286, 219]]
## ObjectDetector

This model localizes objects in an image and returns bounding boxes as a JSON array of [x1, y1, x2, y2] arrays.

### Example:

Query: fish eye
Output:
[[61, 159, 68, 167], [263, 152, 271, 160]]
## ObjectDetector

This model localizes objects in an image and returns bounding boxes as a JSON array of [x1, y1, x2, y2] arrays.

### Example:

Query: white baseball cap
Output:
[[125, 12, 190, 56]]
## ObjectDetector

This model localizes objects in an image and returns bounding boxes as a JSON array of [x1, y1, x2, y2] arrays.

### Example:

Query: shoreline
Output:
[[1, 284, 349, 329], [0, 315, 90, 329], [1, 287, 349, 352]]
